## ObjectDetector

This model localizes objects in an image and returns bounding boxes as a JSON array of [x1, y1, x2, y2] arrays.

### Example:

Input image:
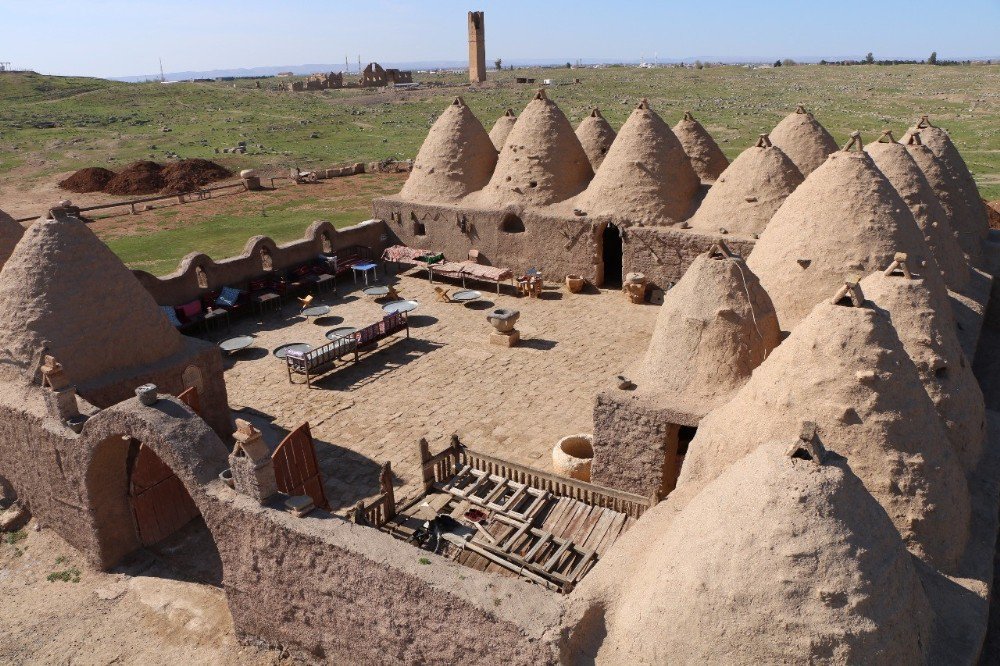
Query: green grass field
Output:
[[1, 64, 997, 273]]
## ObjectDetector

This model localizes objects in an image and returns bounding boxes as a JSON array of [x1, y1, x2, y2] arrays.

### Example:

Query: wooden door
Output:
[[128, 441, 200, 547], [272, 422, 330, 511]]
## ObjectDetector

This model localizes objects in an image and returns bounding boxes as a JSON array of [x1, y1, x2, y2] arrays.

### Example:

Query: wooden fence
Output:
[[419, 436, 655, 520], [351, 462, 395, 527]]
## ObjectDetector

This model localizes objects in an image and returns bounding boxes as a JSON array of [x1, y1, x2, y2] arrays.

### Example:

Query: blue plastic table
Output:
[[352, 262, 378, 285]]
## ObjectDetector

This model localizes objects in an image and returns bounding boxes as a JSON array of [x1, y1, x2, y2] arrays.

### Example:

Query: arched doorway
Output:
[[602, 223, 623, 288], [88, 435, 223, 585]]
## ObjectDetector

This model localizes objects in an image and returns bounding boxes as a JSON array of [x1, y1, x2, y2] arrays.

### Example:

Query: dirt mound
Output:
[[988, 200, 1000, 229], [58, 167, 117, 193], [103, 161, 166, 196], [159, 159, 234, 195]]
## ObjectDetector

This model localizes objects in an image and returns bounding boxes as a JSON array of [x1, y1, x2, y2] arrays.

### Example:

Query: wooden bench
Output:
[[286, 312, 409, 387]]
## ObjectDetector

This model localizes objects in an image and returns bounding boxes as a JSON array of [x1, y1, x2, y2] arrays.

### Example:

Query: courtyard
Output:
[[219, 269, 659, 513]]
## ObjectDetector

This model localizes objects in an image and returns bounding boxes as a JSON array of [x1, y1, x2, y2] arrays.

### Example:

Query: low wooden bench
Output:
[[286, 312, 410, 387]]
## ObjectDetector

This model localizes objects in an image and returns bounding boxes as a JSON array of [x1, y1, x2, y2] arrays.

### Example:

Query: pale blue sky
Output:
[[5, 0, 999, 78]]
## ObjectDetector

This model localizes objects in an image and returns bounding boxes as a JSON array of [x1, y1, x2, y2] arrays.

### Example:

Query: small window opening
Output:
[[413, 221, 426, 236], [195, 266, 208, 289], [500, 213, 525, 234], [260, 247, 273, 272]]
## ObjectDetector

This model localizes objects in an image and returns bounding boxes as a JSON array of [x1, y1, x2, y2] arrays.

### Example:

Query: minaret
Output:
[[468, 11, 486, 83]]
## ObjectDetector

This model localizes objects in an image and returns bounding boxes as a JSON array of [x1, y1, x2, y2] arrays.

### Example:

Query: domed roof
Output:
[[635, 245, 780, 413], [903, 127, 986, 263], [600, 440, 932, 664], [672, 111, 729, 182], [575, 108, 617, 171], [687, 134, 804, 237], [576, 100, 700, 225], [0, 208, 23, 270], [488, 108, 517, 151], [0, 212, 183, 393], [866, 131, 970, 292], [768, 105, 839, 176], [860, 264, 984, 472], [678, 297, 971, 571], [480, 89, 593, 208], [399, 97, 498, 203], [747, 134, 946, 331]]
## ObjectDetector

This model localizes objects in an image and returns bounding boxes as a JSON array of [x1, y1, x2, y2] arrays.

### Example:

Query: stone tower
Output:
[[468, 11, 486, 84]]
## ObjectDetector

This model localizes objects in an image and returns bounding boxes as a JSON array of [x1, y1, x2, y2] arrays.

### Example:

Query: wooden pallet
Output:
[[440, 466, 551, 524]]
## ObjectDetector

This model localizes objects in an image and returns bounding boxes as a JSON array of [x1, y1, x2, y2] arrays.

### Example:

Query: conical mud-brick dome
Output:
[[575, 108, 617, 171], [688, 134, 804, 237], [903, 125, 987, 262], [866, 131, 970, 292], [488, 108, 517, 151], [768, 105, 839, 176], [577, 100, 699, 225], [0, 208, 23, 270], [672, 111, 729, 182], [598, 441, 932, 664], [399, 97, 498, 203], [679, 296, 971, 571], [635, 245, 780, 412], [0, 212, 183, 392], [748, 133, 945, 331], [481, 89, 593, 207], [860, 262, 984, 472]]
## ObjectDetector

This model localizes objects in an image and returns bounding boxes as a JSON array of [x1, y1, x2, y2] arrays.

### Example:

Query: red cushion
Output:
[[179, 300, 202, 318]]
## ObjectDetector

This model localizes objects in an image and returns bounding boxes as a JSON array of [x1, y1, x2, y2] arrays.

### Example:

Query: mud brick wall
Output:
[[623, 226, 756, 292]]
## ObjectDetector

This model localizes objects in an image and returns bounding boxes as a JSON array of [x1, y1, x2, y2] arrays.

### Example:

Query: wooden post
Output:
[[351, 500, 366, 525], [380, 461, 395, 522], [419, 437, 433, 491]]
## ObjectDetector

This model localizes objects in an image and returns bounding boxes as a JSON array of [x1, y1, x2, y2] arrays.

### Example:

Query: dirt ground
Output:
[[0, 522, 288, 665]]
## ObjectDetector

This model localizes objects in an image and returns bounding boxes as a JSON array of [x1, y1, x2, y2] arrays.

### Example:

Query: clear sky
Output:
[[5, 0, 999, 78]]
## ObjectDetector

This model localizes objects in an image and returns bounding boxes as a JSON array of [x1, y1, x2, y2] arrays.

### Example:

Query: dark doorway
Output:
[[602, 223, 623, 288]]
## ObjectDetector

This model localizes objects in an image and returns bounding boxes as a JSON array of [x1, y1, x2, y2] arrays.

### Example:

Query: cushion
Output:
[[216, 286, 242, 308], [293, 265, 311, 278], [178, 300, 202, 319], [161, 305, 182, 327]]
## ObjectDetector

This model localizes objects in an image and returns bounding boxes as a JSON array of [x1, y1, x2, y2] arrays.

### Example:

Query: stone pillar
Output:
[[40, 355, 80, 423], [468, 11, 486, 84], [229, 419, 277, 504]]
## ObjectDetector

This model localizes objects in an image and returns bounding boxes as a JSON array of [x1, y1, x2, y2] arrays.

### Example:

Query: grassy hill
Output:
[[1, 64, 997, 273]]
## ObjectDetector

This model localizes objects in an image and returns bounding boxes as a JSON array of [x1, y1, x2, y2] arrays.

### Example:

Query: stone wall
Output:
[[591, 390, 695, 498], [0, 386, 564, 664], [374, 197, 601, 284], [374, 195, 755, 290], [624, 226, 756, 292], [133, 219, 387, 306]]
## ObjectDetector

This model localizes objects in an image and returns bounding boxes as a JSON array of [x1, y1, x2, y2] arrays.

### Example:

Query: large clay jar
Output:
[[487, 308, 520, 333], [566, 274, 586, 293], [623, 272, 648, 304], [553, 434, 594, 482]]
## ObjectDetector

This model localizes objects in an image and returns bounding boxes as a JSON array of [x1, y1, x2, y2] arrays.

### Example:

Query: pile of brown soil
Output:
[[103, 161, 166, 195], [160, 159, 234, 195], [58, 167, 116, 193], [986, 199, 1000, 230]]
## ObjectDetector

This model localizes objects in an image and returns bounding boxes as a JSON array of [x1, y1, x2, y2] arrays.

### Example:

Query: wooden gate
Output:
[[177, 386, 201, 416], [272, 422, 330, 511], [128, 441, 200, 547]]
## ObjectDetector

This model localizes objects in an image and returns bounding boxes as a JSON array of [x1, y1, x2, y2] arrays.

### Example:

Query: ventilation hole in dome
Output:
[[935, 366, 948, 379], [790, 447, 813, 461], [528, 180, 538, 188]]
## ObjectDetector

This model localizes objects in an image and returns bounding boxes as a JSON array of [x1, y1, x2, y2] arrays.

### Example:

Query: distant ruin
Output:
[[285, 62, 412, 92], [468, 11, 486, 84]]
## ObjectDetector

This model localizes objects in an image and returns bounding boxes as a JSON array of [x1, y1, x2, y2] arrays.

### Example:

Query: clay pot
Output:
[[566, 274, 586, 293], [552, 434, 594, 482], [487, 308, 520, 333], [219, 468, 235, 489]]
